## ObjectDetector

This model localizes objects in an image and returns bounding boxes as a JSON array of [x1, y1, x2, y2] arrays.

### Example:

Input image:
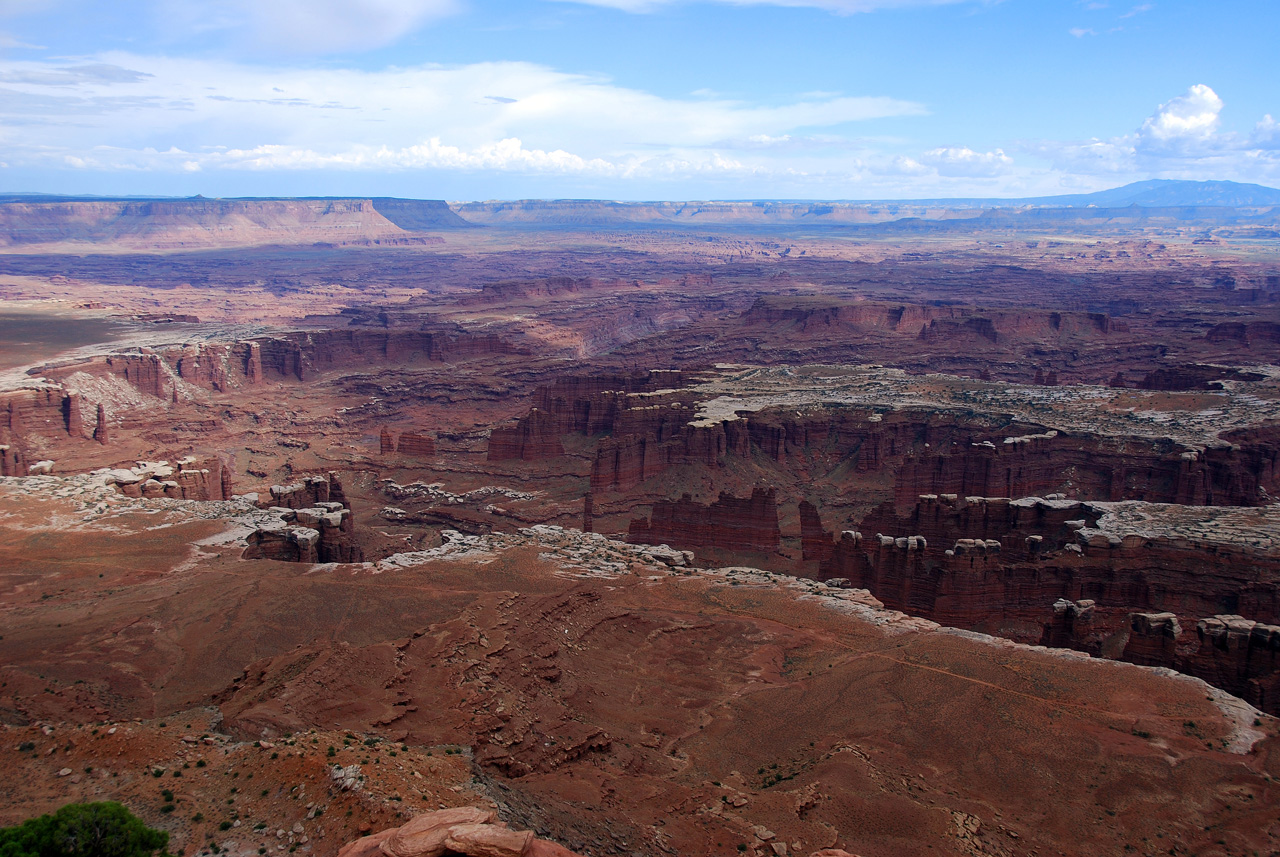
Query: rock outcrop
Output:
[[63, 391, 84, 438], [336, 807, 583, 857], [379, 429, 437, 457], [94, 404, 109, 445], [102, 456, 233, 501], [243, 473, 362, 563], [628, 487, 781, 557], [591, 394, 1280, 504], [488, 370, 690, 464], [1123, 614, 1280, 713]]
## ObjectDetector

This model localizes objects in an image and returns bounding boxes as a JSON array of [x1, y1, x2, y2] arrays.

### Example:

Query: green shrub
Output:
[[0, 801, 169, 857]]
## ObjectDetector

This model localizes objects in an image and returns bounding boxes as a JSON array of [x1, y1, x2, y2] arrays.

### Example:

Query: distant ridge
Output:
[[1, 180, 1277, 209], [0, 181, 1276, 246], [1024, 179, 1280, 208]]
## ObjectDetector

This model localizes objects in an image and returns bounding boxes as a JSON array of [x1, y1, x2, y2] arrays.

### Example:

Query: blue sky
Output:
[[0, 0, 1276, 200]]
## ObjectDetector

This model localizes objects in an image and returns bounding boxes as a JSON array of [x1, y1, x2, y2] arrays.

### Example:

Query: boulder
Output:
[[380, 807, 496, 857]]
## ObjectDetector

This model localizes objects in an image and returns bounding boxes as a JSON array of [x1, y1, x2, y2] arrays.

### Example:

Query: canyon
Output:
[[2, 192, 1280, 857]]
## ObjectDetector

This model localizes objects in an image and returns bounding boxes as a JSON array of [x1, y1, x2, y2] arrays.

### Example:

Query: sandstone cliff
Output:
[[0, 197, 462, 250], [627, 487, 781, 557]]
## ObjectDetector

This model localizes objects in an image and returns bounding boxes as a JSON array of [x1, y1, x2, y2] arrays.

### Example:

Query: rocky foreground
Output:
[[2, 471, 1279, 857]]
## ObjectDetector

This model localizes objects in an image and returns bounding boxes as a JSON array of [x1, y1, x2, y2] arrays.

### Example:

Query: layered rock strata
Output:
[[808, 493, 1280, 712], [627, 487, 781, 556]]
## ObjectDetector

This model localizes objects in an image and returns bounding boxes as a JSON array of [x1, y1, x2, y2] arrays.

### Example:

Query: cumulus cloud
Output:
[[918, 145, 1011, 177], [1030, 85, 1280, 186], [1139, 83, 1222, 144]]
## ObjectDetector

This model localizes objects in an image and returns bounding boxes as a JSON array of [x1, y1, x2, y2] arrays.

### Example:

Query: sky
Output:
[[0, 0, 1276, 200]]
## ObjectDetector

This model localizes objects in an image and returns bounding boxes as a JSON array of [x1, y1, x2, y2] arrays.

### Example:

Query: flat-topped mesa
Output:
[[1135, 363, 1268, 391], [1042, 598, 1098, 650], [0, 197, 463, 249], [695, 296, 1138, 380], [627, 486, 781, 558], [1188, 616, 1280, 711], [740, 297, 1123, 341], [0, 396, 35, 474], [589, 403, 735, 490], [531, 369, 690, 412], [282, 330, 524, 382], [247, 329, 527, 385], [244, 341, 263, 384]]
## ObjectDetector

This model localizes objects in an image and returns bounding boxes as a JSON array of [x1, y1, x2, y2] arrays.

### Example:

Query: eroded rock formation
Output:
[[243, 472, 362, 563], [627, 487, 781, 556]]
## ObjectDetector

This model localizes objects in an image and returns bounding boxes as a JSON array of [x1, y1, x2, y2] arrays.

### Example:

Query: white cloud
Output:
[[1139, 83, 1222, 144], [0, 52, 923, 182], [1030, 85, 1280, 187], [1068, 27, 1095, 37], [887, 154, 929, 175], [1253, 115, 1280, 150], [0, 63, 152, 85], [919, 145, 1011, 177]]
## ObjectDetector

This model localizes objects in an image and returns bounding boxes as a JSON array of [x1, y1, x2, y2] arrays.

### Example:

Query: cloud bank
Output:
[[0, 42, 1274, 198]]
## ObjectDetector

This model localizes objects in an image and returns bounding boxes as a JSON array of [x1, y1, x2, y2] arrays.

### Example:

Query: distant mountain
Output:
[[1026, 179, 1280, 208]]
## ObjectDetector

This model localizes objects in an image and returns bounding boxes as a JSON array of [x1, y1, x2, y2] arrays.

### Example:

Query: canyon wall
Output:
[[808, 493, 1280, 712], [491, 371, 1279, 507], [627, 487, 781, 556]]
